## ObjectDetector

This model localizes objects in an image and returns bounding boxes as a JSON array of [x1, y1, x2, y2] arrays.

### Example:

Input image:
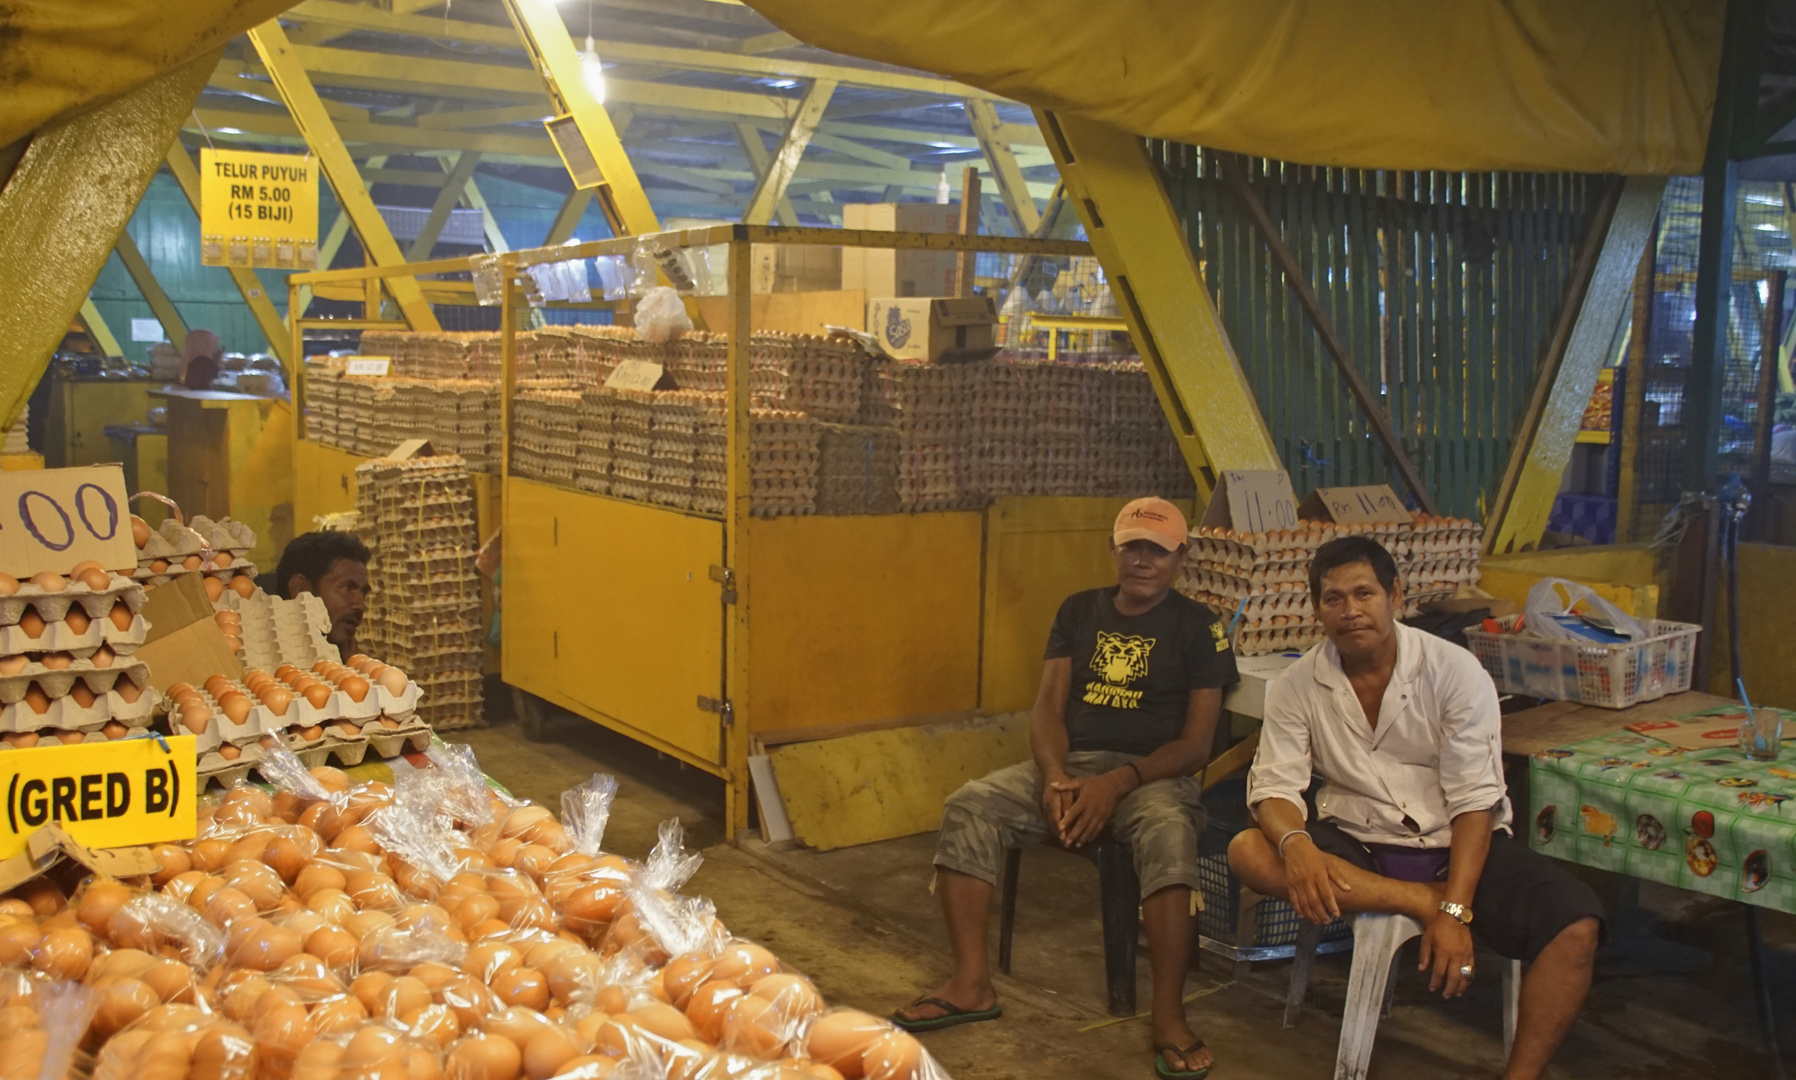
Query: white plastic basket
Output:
[[1462, 619, 1701, 709]]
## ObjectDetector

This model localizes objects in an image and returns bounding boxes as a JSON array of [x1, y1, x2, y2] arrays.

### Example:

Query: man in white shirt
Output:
[[1229, 536, 1602, 1080]]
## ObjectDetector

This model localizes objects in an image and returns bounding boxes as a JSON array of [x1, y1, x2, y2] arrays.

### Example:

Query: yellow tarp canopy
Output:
[[0, 0, 295, 149], [745, 0, 1726, 175]]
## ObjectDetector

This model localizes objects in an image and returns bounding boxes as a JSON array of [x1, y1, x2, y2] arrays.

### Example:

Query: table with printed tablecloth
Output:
[[1528, 704, 1796, 913]]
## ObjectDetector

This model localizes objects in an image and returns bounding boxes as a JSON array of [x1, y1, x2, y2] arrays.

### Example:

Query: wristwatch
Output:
[[1437, 901, 1474, 926]]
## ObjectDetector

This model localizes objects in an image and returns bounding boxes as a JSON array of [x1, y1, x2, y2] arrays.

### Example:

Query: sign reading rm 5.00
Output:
[[199, 148, 319, 269], [0, 464, 136, 579], [0, 736, 197, 860]]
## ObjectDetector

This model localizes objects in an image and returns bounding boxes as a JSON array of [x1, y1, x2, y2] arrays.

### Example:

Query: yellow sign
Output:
[[0, 736, 197, 860], [199, 148, 319, 270]]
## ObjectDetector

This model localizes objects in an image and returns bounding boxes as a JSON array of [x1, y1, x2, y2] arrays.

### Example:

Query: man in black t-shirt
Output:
[[893, 497, 1237, 1080]]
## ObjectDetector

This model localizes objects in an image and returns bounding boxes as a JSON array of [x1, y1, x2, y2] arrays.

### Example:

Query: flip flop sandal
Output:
[[1155, 1040, 1213, 1080], [889, 996, 1003, 1034]]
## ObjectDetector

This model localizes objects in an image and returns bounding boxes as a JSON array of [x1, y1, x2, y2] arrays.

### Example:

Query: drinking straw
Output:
[[1739, 677, 1766, 754], [1227, 595, 1249, 637]]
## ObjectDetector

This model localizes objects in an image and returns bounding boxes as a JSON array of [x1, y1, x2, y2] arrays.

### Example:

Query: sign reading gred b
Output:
[[0, 736, 196, 860]]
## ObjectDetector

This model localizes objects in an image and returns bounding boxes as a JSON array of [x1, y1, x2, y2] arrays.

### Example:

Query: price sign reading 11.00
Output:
[[198, 148, 319, 270]]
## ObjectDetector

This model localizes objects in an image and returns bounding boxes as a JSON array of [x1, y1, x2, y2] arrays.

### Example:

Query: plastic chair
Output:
[[1284, 913, 1522, 1080], [996, 836, 1139, 1016]]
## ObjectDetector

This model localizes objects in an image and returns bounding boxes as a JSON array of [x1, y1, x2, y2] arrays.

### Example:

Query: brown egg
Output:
[[90, 643, 115, 668], [228, 920, 303, 971], [712, 941, 780, 986], [21, 683, 49, 714], [77, 567, 110, 592], [292, 864, 348, 900], [92, 977, 159, 1037], [149, 843, 192, 886], [39, 651, 71, 670], [190, 1023, 258, 1080], [489, 967, 550, 1011], [662, 955, 716, 1009], [203, 577, 226, 602], [0, 920, 42, 966], [253, 1000, 314, 1066], [296, 683, 330, 709], [114, 677, 144, 704], [29, 571, 65, 593], [149, 559, 169, 574], [308, 993, 368, 1037], [32, 926, 94, 979], [216, 694, 251, 726], [522, 1027, 580, 1080], [217, 743, 242, 761], [344, 910, 396, 940], [304, 925, 359, 970], [403, 1002, 462, 1051], [260, 688, 293, 717], [447, 1032, 522, 1080], [53, 731, 83, 745], [0, 654, 24, 676], [0, 732, 37, 749], [141, 958, 198, 1003], [260, 838, 310, 885], [17, 608, 45, 639], [76, 881, 135, 934], [861, 1030, 924, 1080], [181, 706, 212, 735], [275, 954, 343, 998], [69, 683, 96, 708], [181, 555, 202, 571], [0, 572, 15, 596], [130, 516, 152, 548], [230, 575, 255, 598], [338, 676, 370, 703], [214, 551, 235, 569], [379, 975, 431, 1020], [804, 1010, 888, 1078], [306, 890, 357, 925], [64, 606, 92, 633], [686, 982, 745, 1044], [109, 601, 134, 632]]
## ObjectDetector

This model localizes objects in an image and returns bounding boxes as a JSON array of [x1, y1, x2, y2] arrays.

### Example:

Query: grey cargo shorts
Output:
[[934, 750, 1206, 899]]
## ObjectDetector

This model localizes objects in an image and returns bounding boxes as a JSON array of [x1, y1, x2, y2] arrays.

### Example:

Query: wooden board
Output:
[[769, 712, 1029, 851], [1500, 690, 1734, 757], [693, 289, 867, 337]]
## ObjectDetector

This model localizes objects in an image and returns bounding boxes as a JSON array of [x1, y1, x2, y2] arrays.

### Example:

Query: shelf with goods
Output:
[[289, 226, 1210, 837]]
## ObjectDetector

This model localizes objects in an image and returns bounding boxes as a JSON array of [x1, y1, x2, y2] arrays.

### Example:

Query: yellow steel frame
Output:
[[78, 300, 125, 358], [1035, 109, 1281, 499], [407, 151, 483, 262], [114, 231, 188, 346], [248, 20, 440, 332], [164, 146, 295, 369], [967, 99, 1041, 235], [741, 80, 836, 226], [502, 0, 660, 236], [294, 225, 1092, 837]]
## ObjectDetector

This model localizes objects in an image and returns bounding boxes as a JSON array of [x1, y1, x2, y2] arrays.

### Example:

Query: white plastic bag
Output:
[[1524, 578, 1645, 641], [633, 286, 693, 343]]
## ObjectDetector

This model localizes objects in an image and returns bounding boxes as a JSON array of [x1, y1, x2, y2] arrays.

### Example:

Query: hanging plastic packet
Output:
[[560, 774, 618, 857], [679, 245, 715, 296], [470, 253, 505, 306], [426, 742, 502, 827], [593, 255, 630, 301], [527, 262, 568, 304], [627, 240, 660, 296], [643, 818, 702, 892], [632, 286, 693, 344], [556, 258, 592, 304]]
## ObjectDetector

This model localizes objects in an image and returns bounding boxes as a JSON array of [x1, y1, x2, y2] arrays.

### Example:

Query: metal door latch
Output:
[[697, 696, 734, 726], [708, 565, 737, 604]]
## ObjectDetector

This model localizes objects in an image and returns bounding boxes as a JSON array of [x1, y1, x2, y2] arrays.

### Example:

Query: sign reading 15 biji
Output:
[[0, 736, 197, 860], [199, 148, 319, 270]]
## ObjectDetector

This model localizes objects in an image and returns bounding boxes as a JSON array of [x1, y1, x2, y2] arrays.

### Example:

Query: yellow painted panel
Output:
[[769, 713, 1029, 850], [1711, 544, 1796, 709], [979, 496, 1200, 714], [743, 511, 982, 734], [136, 434, 168, 527], [47, 381, 153, 469], [293, 439, 363, 529], [1481, 545, 1659, 587], [505, 480, 724, 764], [0, 455, 44, 471], [230, 400, 293, 568]]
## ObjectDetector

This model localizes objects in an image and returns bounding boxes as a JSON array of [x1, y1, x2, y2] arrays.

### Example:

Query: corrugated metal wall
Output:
[[1154, 147, 1603, 520]]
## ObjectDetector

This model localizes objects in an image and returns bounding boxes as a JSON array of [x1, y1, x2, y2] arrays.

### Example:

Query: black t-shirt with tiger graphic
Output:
[[1045, 587, 1239, 756]]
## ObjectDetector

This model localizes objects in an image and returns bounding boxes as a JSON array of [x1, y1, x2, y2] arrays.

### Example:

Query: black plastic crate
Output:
[[1198, 778, 1351, 953]]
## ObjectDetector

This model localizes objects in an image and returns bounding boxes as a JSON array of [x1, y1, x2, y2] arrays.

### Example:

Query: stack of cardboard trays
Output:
[[354, 455, 485, 731], [815, 423, 899, 516], [0, 568, 154, 752]]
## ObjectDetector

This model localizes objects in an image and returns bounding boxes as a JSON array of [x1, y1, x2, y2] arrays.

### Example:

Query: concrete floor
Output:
[[459, 703, 1789, 1080]]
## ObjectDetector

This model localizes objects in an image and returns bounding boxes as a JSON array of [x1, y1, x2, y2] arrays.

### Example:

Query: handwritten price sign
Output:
[[0, 465, 137, 577], [1298, 485, 1413, 526], [1199, 470, 1299, 533]]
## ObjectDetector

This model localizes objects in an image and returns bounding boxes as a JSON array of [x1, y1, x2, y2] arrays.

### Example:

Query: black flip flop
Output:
[[1155, 1040, 1213, 1080], [889, 996, 1003, 1034]]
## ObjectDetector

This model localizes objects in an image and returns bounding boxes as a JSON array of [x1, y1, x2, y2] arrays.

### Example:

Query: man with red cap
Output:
[[894, 497, 1236, 1079]]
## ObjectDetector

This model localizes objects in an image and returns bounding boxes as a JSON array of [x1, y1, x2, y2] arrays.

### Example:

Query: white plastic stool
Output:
[[1330, 913, 1522, 1080]]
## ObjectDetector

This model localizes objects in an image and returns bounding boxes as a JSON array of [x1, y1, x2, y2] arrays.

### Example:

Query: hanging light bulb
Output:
[[581, 34, 607, 104], [936, 166, 951, 204]]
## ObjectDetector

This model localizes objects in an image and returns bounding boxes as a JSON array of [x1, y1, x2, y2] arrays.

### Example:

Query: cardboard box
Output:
[[843, 203, 959, 298], [750, 245, 845, 294], [137, 573, 243, 693], [867, 296, 998, 363]]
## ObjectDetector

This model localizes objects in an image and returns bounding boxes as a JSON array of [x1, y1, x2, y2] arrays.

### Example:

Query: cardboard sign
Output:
[[1198, 470, 1299, 533], [604, 360, 669, 392], [0, 464, 137, 577], [199, 148, 320, 269], [0, 822, 160, 893], [0, 735, 197, 860], [384, 439, 436, 462], [344, 356, 391, 376], [137, 574, 243, 693], [1299, 485, 1413, 525]]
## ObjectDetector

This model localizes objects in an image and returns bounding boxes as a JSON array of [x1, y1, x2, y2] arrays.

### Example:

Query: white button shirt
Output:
[[1246, 621, 1511, 849]]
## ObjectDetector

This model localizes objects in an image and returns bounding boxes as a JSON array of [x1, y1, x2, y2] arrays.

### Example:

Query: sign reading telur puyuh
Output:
[[199, 148, 319, 270]]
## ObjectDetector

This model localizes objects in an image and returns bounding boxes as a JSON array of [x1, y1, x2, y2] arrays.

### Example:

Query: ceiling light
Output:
[[581, 35, 606, 105], [215, 127, 243, 135], [1756, 223, 1783, 232], [767, 78, 798, 89]]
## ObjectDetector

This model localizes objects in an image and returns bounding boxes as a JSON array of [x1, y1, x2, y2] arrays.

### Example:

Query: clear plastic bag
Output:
[[108, 893, 227, 972], [594, 255, 631, 301], [561, 774, 618, 857], [470, 254, 505, 306], [798, 1008, 946, 1080], [632, 287, 693, 344], [0, 979, 96, 1080]]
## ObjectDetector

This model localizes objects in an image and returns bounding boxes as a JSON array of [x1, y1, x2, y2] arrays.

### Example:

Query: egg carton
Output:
[[363, 717, 432, 760], [0, 689, 158, 733], [138, 519, 206, 560], [0, 720, 153, 749], [186, 514, 257, 557], [198, 756, 259, 789], [0, 575, 145, 626], [0, 610, 148, 658], [280, 725, 369, 769], [0, 658, 153, 704]]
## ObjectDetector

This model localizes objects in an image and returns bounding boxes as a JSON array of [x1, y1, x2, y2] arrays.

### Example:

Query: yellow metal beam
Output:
[[298, 154, 388, 318], [1487, 176, 1665, 554], [738, 30, 798, 54], [408, 151, 482, 261], [966, 99, 1040, 235], [1035, 110, 1280, 494], [545, 188, 596, 245], [192, 106, 556, 159], [78, 300, 125, 358], [247, 21, 439, 332], [457, 174, 512, 254], [501, 0, 660, 235], [114, 232, 188, 346], [735, 123, 800, 226], [0, 49, 218, 431], [415, 105, 553, 131], [164, 146, 294, 369], [742, 80, 834, 226]]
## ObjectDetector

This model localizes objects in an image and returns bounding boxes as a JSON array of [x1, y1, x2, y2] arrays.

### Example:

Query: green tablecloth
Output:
[[1529, 705, 1796, 913]]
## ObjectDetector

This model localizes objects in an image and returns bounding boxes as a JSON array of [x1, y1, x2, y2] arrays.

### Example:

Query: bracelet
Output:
[[1124, 762, 1145, 789], [1277, 829, 1312, 858]]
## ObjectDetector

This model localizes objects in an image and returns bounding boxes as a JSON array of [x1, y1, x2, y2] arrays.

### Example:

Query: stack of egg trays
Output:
[[574, 389, 613, 495], [748, 333, 861, 422], [166, 678, 274, 784], [0, 645, 156, 745], [311, 670, 424, 763], [814, 423, 900, 516], [0, 573, 153, 739]]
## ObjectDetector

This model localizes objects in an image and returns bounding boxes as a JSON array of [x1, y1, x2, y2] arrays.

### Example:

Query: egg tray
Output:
[[363, 718, 433, 760], [0, 657, 153, 705], [198, 753, 260, 788], [0, 575, 145, 626], [186, 514, 257, 555], [0, 689, 158, 734], [0, 610, 148, 657], [282, 728, 370, 770], [137, 522, 206, 560], [0, 720, 156, 750]]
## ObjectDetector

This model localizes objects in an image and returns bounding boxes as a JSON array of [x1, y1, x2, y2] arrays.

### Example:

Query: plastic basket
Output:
[[1462, 619, 1701, 709], [1197, 780, 1350, 957]]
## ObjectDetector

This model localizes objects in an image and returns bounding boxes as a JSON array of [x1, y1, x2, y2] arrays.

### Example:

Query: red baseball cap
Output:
[[1113, 497, 1188, 551]]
